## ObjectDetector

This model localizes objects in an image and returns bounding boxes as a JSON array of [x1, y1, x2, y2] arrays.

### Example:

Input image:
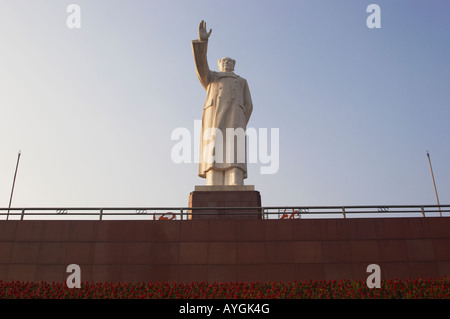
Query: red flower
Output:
[[0, 277, 448, 299]]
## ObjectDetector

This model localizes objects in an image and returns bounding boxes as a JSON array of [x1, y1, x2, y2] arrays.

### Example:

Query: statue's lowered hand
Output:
[[198, 20, 212, 41]]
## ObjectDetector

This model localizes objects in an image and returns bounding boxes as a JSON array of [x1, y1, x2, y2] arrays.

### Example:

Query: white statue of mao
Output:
[[192, 20, 253, 186]]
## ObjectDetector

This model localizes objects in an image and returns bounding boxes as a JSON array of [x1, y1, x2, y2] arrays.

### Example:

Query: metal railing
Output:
[[0, 205, 448, 220]]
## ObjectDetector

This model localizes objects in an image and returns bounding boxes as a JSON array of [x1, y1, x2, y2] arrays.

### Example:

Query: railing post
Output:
[[99, 209, 103, 221], [20, 209, 25, 221], [180, 208, 183, 221], [342, 207, 346, 219]]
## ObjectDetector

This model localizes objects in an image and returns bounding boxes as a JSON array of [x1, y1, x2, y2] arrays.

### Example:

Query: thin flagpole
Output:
[[7, 151, 21, 220], [426, 150, 442, 217]]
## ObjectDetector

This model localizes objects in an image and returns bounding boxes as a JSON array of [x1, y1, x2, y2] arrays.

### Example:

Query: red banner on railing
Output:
[[280, 209, 301, 219], [153, 213, 176, 220]]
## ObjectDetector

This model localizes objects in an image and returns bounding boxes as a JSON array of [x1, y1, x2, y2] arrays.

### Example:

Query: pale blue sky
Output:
[[1, 0, 449, 210]]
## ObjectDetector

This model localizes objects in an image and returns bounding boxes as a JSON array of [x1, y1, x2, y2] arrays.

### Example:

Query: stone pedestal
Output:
[[188, 185, 262, 220]]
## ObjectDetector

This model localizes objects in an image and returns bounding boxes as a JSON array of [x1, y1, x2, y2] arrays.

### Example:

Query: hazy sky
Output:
[[1, 0, 449, 211]]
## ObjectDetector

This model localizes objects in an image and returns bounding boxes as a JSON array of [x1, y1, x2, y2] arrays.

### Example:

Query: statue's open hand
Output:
[[198, 20, 212, 41]]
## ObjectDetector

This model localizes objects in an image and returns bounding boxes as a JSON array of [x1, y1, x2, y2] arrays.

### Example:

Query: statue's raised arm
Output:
[[192, 20, 212, 90]]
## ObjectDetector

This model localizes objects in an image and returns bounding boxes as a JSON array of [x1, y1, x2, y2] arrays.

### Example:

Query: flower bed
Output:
[[0, 277, 448, 299]]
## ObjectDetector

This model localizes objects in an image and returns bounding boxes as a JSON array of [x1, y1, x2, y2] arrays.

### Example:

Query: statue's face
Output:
[[218, 57, 235, 72]]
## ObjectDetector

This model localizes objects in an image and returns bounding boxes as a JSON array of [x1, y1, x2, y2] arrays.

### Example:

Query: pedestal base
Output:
[[188, 185, 262, 220]]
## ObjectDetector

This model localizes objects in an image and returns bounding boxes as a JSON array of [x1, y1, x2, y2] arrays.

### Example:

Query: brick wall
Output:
[[0, 217, 449, 283]]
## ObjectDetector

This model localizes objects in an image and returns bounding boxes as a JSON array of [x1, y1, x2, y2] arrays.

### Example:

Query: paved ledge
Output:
[[194, 185, 255, 191]]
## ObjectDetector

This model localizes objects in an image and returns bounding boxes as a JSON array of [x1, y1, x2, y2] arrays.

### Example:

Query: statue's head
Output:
[[218, 57, 236, 72]]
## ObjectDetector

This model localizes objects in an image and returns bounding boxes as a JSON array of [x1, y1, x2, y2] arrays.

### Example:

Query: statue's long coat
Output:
[[192, 39, 253, 178]]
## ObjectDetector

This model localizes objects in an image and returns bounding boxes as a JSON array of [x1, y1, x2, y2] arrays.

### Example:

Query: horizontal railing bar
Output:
[[1, 207, 449, 212], [0, 209, 442, 216], [1, 213, 106, 216], [1, 204, 449, 210], [2, 209, 449, 212], [263, 205, 450, 209]]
